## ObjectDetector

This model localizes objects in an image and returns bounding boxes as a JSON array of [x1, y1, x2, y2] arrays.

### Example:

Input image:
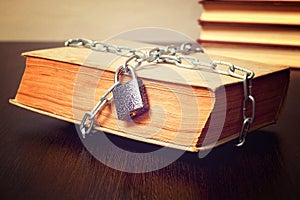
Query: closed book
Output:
[[199, 22, 300, 47], [200, 1, 300, 26], [10, 40, 289, 152], [200, 42, 300, 69]]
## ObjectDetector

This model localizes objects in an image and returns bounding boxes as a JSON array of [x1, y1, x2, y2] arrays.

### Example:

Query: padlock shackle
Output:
[[114, 64, 137, 83]]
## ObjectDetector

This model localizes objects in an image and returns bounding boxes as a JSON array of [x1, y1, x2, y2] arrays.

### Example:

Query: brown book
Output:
[[10, 40, 289, 152], [199, 0, 300, 2], [199, 42, 300, 69], [200, 1, 300, 25], [199, 22, 300, 47]]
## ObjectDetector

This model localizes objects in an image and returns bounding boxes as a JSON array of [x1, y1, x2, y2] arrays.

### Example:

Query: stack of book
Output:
[[198, 0, 300, 68]]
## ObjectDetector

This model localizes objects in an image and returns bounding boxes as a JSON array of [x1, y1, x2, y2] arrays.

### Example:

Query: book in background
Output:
[[198, 0, 300, 68]]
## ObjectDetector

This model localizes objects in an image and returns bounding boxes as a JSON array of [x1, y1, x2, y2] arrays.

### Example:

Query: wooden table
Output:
[[0, 42, 299, 199]]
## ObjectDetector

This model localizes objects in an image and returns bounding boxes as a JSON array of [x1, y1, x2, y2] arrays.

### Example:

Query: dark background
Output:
[[0, 42, 299, 199]]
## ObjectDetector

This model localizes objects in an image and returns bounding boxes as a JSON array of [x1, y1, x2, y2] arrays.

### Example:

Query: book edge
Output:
[[200, 42, 300, 68], [9, 99, 199, 152], [273, 69, 291, 121], [9, 98, 244, 152], [198, 18, 300, 27]]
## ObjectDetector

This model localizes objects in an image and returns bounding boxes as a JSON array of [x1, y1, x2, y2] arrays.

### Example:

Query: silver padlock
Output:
[[113, 65, 149, 120]]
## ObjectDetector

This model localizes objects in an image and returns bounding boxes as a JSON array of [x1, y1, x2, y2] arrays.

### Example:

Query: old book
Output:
[[199, 0, 300, 2], [200, 42, 300, 69], [199, 22, 300, 47], [10, 40, 289, 152], [200, 1, 300, 25]]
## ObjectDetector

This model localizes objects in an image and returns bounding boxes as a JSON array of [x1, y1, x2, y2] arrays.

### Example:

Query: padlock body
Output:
[[113, 78, 149, 120]]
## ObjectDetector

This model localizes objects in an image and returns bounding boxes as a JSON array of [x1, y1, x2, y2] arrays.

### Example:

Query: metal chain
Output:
[[80, 82, 119, 138], [212, 61, 255, 147], [65, 38, 204, 60], [66, 38, 255, 146]]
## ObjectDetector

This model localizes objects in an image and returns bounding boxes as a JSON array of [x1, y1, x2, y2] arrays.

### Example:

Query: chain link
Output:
[[65, 38, 93, 48], [211, 61, 255, 146], [66, 38, 255, 146], [80, 82, 119, 138]]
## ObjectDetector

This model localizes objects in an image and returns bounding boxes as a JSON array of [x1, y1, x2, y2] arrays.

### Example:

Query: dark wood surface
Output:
[[0, 42, 299, 199]]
